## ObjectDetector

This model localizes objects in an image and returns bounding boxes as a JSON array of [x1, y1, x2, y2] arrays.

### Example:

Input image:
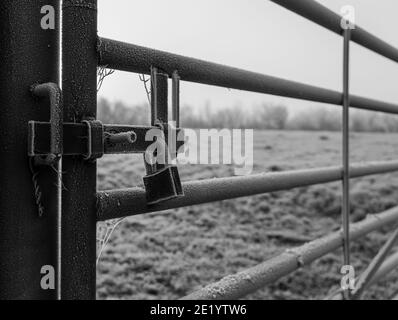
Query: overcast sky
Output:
[[98, 0, 398, 115]]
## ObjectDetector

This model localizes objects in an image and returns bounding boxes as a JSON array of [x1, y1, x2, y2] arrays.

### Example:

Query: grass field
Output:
[[96, 130, 398, 300]]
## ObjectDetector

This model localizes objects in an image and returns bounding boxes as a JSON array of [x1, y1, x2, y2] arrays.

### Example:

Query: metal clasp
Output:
[[143, 67, 184, 205], [30, 83, 63, 165]]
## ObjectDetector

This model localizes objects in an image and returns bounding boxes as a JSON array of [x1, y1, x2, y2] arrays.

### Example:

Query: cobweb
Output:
[[96, 218, 125, 265], [97, 65, 115, 92]]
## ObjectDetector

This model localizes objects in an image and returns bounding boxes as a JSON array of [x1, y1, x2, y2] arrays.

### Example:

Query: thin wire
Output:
[[96, 218, 125, 266], [29, 158, 45, 217], [342, 27, 351, 299], [97, 66, 115, 92]]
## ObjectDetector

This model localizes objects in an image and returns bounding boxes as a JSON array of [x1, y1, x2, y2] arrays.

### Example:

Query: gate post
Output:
[[62, 0, 98, 299], [0, 0, 61, 299]]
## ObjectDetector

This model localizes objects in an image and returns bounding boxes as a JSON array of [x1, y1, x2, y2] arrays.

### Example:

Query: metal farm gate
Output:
[[1, 0, 398, 300]]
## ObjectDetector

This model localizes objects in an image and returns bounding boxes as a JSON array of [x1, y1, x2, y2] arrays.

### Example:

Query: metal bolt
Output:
[[106, 131, 137, 145]]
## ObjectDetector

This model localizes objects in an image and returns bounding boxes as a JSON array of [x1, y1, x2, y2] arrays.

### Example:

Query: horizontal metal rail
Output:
[[97, 160, 398, 221], [181, 205, 398, 300], [98, 38, 398, 115], [328, 249, 398, 300], [352, 226, 398, 299], [368, 251, 398, 286], [270, 0, 398, 64]]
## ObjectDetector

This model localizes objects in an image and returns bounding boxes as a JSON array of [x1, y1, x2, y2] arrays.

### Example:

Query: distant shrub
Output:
[[97, 97, 398, 132], [287, 108, 341, 131]]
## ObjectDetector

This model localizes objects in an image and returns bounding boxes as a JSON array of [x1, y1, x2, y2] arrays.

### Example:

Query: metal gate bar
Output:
[[97, 160, 398, 221], [2, 0, 398, 300], [270, 0, 398, 63], [95, 1, 398, 299], [341, 28, 351, 299], [352, 227, 398, 299], [181, 206, 398, 300], [98, 38, 398, 114]]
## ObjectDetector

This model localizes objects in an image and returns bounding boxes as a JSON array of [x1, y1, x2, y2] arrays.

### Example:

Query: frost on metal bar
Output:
[[181, 206, 398, 300], [270, 0, 398, 64], [97, 160, 398, 221], [98, 37, 398, 115]]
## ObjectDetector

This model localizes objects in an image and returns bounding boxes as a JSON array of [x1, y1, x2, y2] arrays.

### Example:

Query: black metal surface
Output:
[[143, 166, 184, 205], [31, 82, 63, 299], [31, 83, 63, 163], [82, 120, 104, 161], [62, 0, 97, 299], [98, 38, 398, 114], [28, 122, 185, 156], [0, 0, 60, 299], [270, 0, 398, 64], [97, 160, 398, 221], [181, 205, 398, 300]]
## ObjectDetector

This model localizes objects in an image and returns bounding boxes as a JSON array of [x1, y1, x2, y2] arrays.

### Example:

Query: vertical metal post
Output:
[[151, 67, 169, 126], [342, 27, 351, 299], [148, 67, 169, 172], [62, 0, 98, 299], [0, 0, 60, 299], [172, 71, 181, 128]]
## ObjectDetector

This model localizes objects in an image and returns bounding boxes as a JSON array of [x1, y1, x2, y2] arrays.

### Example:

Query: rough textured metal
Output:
[[143, 166, 184, 205], [181, 206, 398, 300], [97, 160, 398, 221], [31, 83, 63, 159], [270, 0, 398, 63], [98, 37, 398, 114], [62, 0, 97, 299], [31, 82, 64, 300], [29, 123, 185, 156], [82, 120, 104, 161], [0, 0, 60, 299]]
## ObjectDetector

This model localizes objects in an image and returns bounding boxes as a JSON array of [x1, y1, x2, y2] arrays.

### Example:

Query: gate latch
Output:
[[28, 70, 186, 205]]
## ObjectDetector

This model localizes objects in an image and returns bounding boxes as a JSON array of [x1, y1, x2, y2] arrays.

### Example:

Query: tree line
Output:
[[98, 97, 398, 132]]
